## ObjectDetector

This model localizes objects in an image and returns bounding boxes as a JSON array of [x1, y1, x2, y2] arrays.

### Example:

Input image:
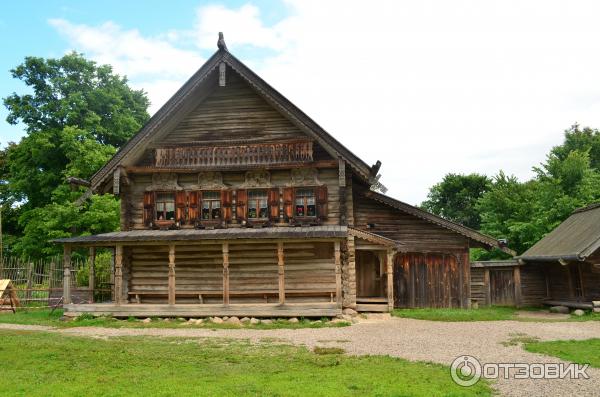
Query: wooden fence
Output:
[[0, 255, 112, 308]]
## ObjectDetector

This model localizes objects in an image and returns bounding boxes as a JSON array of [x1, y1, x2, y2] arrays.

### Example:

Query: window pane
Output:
[[202, 207, 210, 219], [307, 204, 316, 217], [156, 202, 165, 220], [259, 207, 268, 218], [211, 207, 221, 219], [296, 204, 304, 217], [203, 191, 220, 200], [248, 202, 257, 218]]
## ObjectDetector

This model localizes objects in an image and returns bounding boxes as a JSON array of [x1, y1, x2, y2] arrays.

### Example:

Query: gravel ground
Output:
[[2, 316, 599, 396]]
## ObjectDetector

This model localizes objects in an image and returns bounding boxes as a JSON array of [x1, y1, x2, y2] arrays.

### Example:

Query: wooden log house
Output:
[[55, 34, 513, 317], [516, 203, 600, 309]]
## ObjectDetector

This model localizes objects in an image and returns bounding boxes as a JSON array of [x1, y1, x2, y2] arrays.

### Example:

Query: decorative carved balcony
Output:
[[154, 140, 313, 169]]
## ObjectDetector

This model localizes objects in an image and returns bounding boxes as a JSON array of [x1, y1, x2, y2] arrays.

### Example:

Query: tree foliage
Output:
[[421, 173, 491, 229], [423, 125, 600, 260], [2, 53, 149, 258]]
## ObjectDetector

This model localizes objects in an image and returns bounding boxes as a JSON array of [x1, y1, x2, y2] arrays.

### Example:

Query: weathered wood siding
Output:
[[353, 189, 469, 252], [125, 167, 341, 229], [520, 265, 547, 306], [394, 252, 469, 308], [157, 70, 306, 146], [126, 242, 336, 304], [544, 262, 600, 302]]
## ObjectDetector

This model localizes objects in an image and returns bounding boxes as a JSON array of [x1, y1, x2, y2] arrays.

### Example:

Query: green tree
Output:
[[551, 124, 600, 170], [2, 53, 149, 258], [3, 52, 149, 209], [421, 173, 491, 229]]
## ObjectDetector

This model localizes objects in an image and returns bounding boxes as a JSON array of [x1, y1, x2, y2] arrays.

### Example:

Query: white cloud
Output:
[[194, 4, 287, 50], [48, 1, 600, 204], [49, 18, 204, 113]]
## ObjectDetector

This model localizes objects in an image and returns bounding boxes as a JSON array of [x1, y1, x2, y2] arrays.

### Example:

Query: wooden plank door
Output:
[[490, 269, 515, 306], [356, 251, 382, 298]]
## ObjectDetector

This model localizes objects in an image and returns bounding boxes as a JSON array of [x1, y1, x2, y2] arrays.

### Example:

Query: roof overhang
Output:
[[53, 226, 348, 246]]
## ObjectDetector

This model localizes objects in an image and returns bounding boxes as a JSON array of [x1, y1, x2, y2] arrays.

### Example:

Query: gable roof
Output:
[[519, 203, 600, 262], [363, 190, 515, 255], [90, 47, 373, 191]]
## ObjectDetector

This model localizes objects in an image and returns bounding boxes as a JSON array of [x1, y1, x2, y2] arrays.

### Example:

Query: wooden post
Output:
[[168, 244, 176, 305], [386, 249, 395, 311], [484, 268, 491, 306], [334, 241, 342, 309], [114, 245, 123, 305], [222, 242, 229, 305], [89, 247, 96, 303], [513, 265, 522, 308], [25, 261, 33, 303], [566, 264, 575, 299], [278, 242, 285, 305], [63, 245, 72, 305]]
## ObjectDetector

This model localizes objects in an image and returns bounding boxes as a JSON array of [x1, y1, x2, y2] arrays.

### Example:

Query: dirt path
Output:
[[2, 317, 599, 396]]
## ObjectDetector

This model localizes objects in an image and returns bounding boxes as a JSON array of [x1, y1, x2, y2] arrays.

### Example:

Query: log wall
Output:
[[126, 242, 336, 304], [126, 167, 341, 229]]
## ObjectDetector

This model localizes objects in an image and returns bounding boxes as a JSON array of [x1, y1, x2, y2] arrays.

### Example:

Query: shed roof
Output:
[[53, 226, 348, 245], [519, 203, 600, 262]]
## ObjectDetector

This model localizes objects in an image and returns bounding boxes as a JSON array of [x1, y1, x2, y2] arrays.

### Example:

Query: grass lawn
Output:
[[524, 338, 600, 368], [0, 330, 490, 396], [392, 306, 518, 321], [392, 306, 600, 322], [0, 309, 349, 330]]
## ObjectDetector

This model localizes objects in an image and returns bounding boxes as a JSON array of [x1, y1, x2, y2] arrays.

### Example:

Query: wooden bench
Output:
[[128, 289, 336, 304]]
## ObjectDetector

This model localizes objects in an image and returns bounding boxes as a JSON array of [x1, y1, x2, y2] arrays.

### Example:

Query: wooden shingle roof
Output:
[[519, 203, 600, 262], [53, 226, 348, 245]]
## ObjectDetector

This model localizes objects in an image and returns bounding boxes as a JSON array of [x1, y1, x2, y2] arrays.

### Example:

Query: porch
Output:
[[55, 226, 346, 318]]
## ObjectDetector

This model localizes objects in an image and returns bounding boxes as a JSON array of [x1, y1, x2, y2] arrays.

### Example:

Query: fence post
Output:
[[63, 245, 72, 305], [25, 261, 34, 303], [89, 247, 96, 303]]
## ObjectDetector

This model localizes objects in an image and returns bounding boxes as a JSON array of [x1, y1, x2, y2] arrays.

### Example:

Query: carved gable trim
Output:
[[145, 173, 182, 191], [186, 172, 228, 190], [240, 170, 271, 188], [288, 168, 322, 186]]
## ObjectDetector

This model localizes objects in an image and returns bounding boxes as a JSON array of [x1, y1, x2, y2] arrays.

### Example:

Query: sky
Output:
[[2, 1, 600, 205]]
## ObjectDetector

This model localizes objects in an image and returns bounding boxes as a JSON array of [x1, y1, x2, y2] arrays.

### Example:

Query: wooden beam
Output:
[[513, 265, 522, 308], [115, 245, 123, 305], [278, 242, 285, 305], [63, 244, 72, 305], [168, 244, 176, 305], [484, 268, 491, 306], [386, 250, 395, 311], [89, 247, 96, 303], [219, 62, 226, 86], [124, 160, 338, 174], [334, 241, 342, 309], [223, 242, 229, 305]]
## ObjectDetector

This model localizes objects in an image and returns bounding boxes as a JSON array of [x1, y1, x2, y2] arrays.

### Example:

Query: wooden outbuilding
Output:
[[517, 203, 600, 309], [54, 34, 512, 317]]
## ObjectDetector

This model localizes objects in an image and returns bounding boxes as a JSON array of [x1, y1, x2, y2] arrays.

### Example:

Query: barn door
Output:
[[490, 269, 515, 306], [394, 252, 463, 308]]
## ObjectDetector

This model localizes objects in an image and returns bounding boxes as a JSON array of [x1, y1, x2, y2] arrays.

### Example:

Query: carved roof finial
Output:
[[217, 32, 227, 51]]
